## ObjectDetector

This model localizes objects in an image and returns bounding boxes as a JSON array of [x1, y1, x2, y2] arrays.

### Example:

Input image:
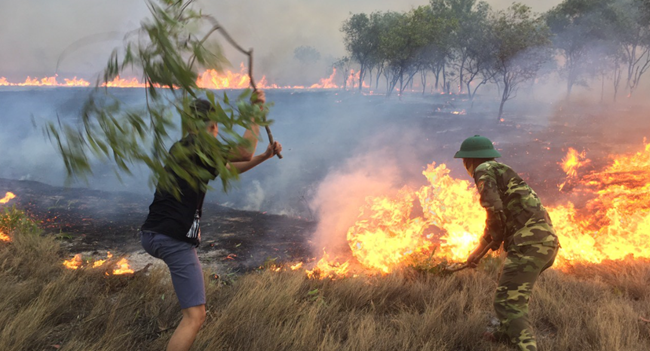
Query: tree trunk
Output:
[[434, 67, 440, 91], [421, 70, 427, 95], [613, 62, 621, 103], [386, 69, 400, 97], [566, 55, 574, 100], [442, 65, 447, 93], [470, 80, 487, 108], [358, 65, 364, 92], [625, 45, 636, 98], [385, 70, 391, 95], [499, 81, 510, 121], [403, 70, 418, 91], [459, 56, 467, 94], [376, 66, 383, 90], [498, 98, 506, 120]]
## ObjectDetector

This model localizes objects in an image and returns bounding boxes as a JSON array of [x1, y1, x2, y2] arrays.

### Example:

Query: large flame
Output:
[[550, 142, 650, 266], [558, 147, 591, 191], [418, 163, 485, 261], [307, 141, 650, 278], [560, 147, 590, 178], [347, 188, 432, 274], [308, 163, 484, 278]]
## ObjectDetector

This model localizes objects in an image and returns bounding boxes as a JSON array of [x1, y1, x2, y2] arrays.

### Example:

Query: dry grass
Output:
[[1, 212, 650, 350]]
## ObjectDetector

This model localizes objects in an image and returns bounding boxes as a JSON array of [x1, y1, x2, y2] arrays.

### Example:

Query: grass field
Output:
[[1, 209, 650, 351]]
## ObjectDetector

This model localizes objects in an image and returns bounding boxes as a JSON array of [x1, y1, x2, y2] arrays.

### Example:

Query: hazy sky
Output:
[[0, 0, 562, 80]]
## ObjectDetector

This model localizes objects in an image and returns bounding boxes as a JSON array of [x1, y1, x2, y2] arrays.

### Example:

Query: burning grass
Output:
[[1, 209, 650, 350], [306, 140, 650, 279]]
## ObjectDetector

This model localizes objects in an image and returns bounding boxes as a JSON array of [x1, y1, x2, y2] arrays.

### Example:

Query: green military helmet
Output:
[[454, 135, 502, 158]]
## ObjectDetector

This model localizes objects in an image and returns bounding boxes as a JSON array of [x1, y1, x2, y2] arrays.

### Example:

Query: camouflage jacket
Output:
[[473, 161, 558, 250]]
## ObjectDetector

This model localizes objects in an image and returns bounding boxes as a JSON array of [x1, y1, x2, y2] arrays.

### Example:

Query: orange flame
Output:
[[550, 141, 650, 267], [0, 192, 16, 204], [306, 249, 350, 279], [92, 251, 113, 268], [197, 63, 253, 89], [0, 192, 17, 242], [418, 163, 485, 262], [102, 76, 146, 88], [113, 257, 134, 275], [1, 64, 358, 90], [308, 163, 484, 278], [309, 68, 338, 89], [308, 140, 650, 278], [346, 188, 432, 274], [63, 251, 133, 274], [560, 148, 591, 178], [63, 77, 91, 87], [344, 69, 370, 89], [63, 254, 83, 270], [0, 75, 90, 87]]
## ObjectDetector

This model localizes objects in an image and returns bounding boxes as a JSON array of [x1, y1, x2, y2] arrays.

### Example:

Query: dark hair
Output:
[[189, 98, 215, 122]]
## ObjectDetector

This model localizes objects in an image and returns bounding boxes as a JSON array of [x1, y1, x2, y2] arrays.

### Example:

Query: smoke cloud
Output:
[[0, 0, 562, 81], [307, 151, 403, 257]]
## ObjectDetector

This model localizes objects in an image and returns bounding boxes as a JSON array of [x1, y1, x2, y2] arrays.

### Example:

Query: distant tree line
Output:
[[340, 0, 650, 117]]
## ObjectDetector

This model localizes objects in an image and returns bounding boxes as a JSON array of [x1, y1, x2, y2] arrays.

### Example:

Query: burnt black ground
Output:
[[0, 178, 316, 272]]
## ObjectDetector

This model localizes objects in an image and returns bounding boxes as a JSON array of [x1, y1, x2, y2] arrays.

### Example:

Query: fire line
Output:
[[306, 141, 650, 279], [1, 64, 365, 90]]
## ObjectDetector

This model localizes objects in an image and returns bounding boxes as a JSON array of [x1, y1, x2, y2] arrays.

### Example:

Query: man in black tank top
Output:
[[140, 91, 282, 351]]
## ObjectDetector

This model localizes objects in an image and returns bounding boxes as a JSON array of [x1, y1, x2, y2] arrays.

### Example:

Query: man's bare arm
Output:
[[228, 141, 281, 174], [227, 90, 265, 162]]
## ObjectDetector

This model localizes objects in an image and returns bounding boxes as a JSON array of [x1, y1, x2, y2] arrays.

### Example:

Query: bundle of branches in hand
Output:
[[47, 0, 278, 197]]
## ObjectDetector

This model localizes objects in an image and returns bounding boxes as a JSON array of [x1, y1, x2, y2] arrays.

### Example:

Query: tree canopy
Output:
[[340, 0, 650, 115]]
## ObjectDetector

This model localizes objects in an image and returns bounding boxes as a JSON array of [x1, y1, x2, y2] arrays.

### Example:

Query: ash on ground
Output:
[[0, 178, 316, 275]]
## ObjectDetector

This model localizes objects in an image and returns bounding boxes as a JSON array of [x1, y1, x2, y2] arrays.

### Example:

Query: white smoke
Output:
[[241, 180, 265, 211], [0, 0, 562, 80], [307, 150, 405, 257]]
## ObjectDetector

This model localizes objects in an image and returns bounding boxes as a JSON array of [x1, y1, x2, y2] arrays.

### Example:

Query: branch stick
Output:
[[444, 242, 494, 273], [203, 16, 282, 159]]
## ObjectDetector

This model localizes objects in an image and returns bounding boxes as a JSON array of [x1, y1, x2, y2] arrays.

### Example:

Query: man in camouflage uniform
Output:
[[454, 135, 559, 351]]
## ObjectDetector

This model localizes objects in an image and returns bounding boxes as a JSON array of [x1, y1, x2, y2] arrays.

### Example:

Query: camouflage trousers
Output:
[[493, 242, 559, 351]]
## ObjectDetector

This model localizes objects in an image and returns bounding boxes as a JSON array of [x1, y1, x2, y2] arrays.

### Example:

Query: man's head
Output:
[[190, 98, 218, 137], [454, 135, 501, 177]]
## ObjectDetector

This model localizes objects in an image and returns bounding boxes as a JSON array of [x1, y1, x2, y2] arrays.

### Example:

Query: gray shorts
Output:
[[140, 231, 205, 309]]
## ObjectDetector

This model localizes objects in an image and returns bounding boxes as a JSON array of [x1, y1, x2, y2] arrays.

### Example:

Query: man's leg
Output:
[[493, 243, 558, 351], [167, 304, 206, 351], [149, 234, 207, 351]]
